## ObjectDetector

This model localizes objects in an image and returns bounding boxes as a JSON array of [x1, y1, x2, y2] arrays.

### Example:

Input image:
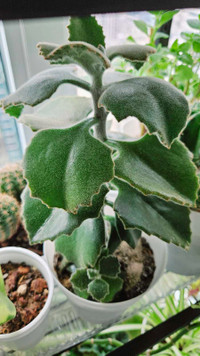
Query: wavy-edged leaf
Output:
[[113, 178, 191, 248], [109, 134, 198, 207], [19, 96, 93, 130], [70, 268, 90, 291], [22, 185, 108, 243], [99, 77, 189, 147], [87, 268, 99, 280], [1, 68, 90, 118], [38, 41, 110, 77], [24, 118, 114, 213], [99, 255, 120, 278], [116, 216, 141, 249], [55, 215, 106, 268], [101, 276, 123, 302], [88, 278, 109, 301], [0, 267, 16, 325], [106, 44, 155, 61], [181, 113, 200, 163], [68, 16, 105, 47], [105, 214, 141, 252]]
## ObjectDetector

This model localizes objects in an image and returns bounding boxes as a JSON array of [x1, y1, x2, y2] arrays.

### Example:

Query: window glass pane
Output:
[[0, 52, 22, 167]]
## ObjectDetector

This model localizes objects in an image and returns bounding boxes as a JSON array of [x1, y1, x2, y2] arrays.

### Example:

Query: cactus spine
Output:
[[0, 193, 20, 242], [0, 163, 26, 201]]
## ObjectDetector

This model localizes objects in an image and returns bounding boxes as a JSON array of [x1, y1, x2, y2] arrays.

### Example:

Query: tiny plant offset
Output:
[[0, 267, 16, 325], [1, 16, 199, 302]]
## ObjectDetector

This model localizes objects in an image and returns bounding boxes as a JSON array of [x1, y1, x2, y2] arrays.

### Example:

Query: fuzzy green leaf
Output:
[[105, 214, 141, 252], [1, 68, 90, 118], [109, 135, 198, 207], [0, 267, 16, 325], [55, 215, 106, 268], [24, 118, 114, 213], [22, 185, 108, 243], [105, 215, 121, 254], [101, 276, 123, 302], [106, 44, 155, 62], [88, 278, 109, 302], [70, 268, 90, 291], [38, 41, 110, 77], [116, 216, 141, 249], [19, 96, 93, 131], [73, 288, 89, 299], [68, 16, 105, 47], [99, 77, 189, 148], [87, 269, 99, 280], [113, 178, 191, 248], [181, 113, 200, 163], [99, 255, 120, 278]]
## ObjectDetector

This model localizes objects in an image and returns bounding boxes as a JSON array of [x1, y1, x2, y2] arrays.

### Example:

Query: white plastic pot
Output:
[[44, 235, 167, 324], [167, 210, 200, 276], [0, 247, 54, 351]]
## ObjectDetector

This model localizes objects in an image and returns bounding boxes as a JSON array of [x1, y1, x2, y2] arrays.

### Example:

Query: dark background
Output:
[[0, 0, 200, 20]]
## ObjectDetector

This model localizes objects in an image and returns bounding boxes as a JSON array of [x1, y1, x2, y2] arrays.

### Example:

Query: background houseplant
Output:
[[0, 15, 199, 306], [63, 286, 200, 356]]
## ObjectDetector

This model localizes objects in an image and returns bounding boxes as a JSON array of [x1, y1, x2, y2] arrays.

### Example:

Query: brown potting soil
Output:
[[54, 237, 155, 302], [0, 225, 43, 256], [0, 262, 48, 334], [114, 237, 156, 301]]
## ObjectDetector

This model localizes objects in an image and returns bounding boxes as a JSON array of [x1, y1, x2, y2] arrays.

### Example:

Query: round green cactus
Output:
[[0, 193, 20, 242], [0, 163, 26, 201]]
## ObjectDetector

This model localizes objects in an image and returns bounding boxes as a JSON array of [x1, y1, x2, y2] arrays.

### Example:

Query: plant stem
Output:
[[91, 75, 108, 141], [150, 322, 200, 355]]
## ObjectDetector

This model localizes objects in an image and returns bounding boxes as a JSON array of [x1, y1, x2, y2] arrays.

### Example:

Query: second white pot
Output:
[[44, 235, 167, 324], [0, 247, 54, 351]]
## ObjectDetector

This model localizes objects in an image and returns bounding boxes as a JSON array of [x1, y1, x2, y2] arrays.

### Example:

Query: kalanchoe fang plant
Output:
[[1, 16, 199, 302], [0, 266, 16, 325]]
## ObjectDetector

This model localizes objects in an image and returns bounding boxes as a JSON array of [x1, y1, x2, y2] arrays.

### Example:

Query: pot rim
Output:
[[0, 246, 54, 339], [44, 235, 167, 308]]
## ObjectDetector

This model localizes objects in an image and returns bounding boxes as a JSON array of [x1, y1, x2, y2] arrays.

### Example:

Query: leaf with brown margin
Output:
[[108, 134, 198, 207], [112, 178, 191, 248], [99, 77, 189, 147], [24, 118, 114, 213], [21, 185, 108, 244], [1, 67, 90, 118]]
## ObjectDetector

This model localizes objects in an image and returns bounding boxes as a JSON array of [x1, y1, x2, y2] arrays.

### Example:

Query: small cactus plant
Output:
[[0, 163, 26, 201], [0, 193, 20, 242]]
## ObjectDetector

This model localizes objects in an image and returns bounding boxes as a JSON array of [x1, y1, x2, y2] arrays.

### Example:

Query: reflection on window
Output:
[[0, 53, 22, 167]]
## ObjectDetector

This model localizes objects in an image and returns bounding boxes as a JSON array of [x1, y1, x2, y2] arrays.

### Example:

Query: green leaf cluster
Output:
[[55, 221, 123, 302], [1, 15, 199, 302]]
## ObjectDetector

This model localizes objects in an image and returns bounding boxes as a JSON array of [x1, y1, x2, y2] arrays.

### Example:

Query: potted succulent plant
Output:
[[0, 16, 199, 321], [0, 163, 43, 255], [0, 247, 54, 350]]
